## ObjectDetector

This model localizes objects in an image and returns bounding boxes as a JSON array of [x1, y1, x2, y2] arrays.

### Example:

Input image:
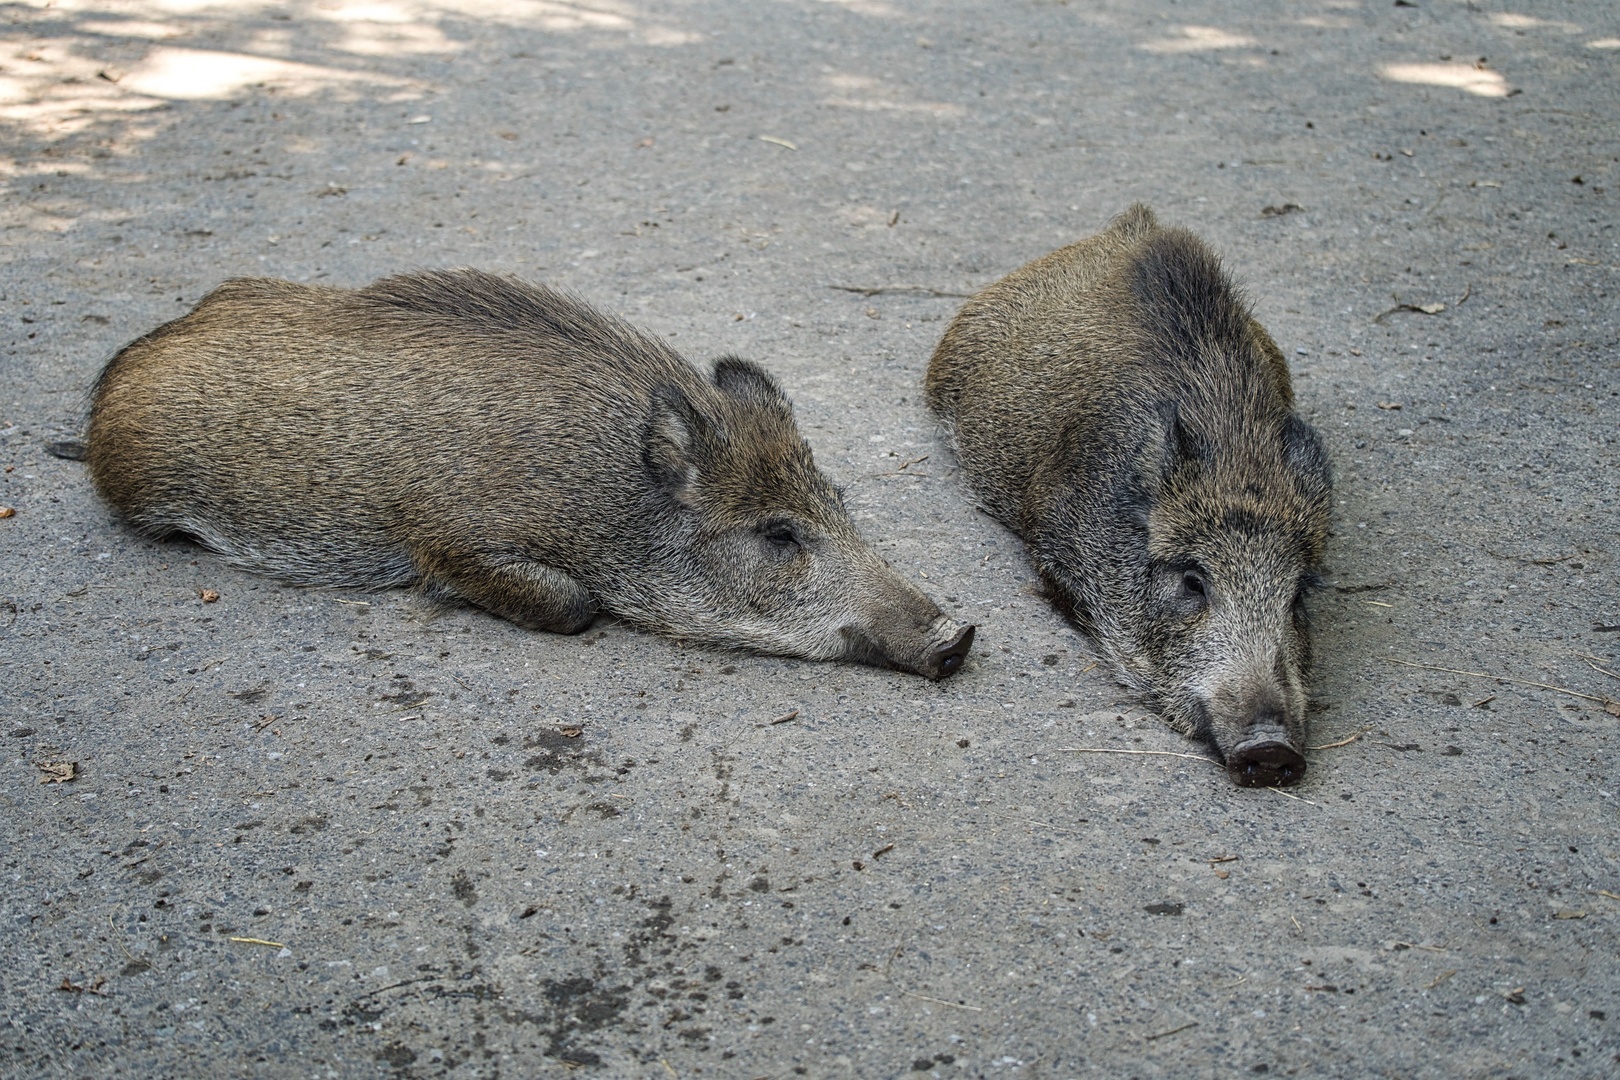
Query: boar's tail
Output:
[[1107, 202, 1159, 239]]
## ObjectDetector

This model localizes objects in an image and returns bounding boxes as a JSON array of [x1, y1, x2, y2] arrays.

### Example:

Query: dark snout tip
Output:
[[1227, 739, 1307, 788], [926, 623, 975, 681]]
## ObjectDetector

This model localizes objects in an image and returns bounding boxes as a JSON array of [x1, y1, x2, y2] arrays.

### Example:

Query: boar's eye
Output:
[[760, 522, 802, 551], [1179, 570, 1207, 599]]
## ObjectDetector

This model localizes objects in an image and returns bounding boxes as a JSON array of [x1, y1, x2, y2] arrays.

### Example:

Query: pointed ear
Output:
[[1282, 413, 1332, 496], [712, 356, 791, 412], [1122, 402, 1207, 532], [1146, 400, 1210, 487], [644, 384, 709, 497], [1248, 318, 1295, 407]]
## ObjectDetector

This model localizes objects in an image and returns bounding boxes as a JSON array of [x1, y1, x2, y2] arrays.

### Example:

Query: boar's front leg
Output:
[[416, 551, 599, 634]]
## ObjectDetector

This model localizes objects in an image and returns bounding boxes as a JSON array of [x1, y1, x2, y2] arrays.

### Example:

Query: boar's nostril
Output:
[[1227, 739, 1306, 788], [928, 624, 975, 680]]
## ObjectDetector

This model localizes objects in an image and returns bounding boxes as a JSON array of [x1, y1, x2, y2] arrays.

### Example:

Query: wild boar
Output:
[[86, 269, 974, 679], [925, 204, 1331, 781]]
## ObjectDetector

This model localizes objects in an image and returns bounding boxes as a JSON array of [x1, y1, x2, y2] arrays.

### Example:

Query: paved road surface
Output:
[[1, 1, 1617, 1077]]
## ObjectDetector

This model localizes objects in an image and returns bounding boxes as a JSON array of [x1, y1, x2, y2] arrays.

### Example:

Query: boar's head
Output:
[[638, 357, 973, 679], [1121, 403, 1333, 786]]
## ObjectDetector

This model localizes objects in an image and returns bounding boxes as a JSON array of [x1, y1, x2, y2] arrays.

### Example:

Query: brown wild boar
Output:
[[926, 205, 1332, 782], [87, 269, 974, 679]]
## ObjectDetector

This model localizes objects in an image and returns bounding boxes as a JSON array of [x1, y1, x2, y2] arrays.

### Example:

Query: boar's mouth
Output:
[[840, 621, 975, 681]]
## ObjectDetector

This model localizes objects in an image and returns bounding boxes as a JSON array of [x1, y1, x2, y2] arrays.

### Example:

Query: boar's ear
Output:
[[1125, 401, 1199, 517], [1148, 400, 1211, 483], [1282, 413, 1333, 495], [1248, 319, 1295, 407], [712, 356, 791, 413], [644, 384, 713, 497]]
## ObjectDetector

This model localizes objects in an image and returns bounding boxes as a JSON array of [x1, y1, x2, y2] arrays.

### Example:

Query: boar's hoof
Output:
[[1226, 738, 1306, 788], [926, 623, 976, 681]]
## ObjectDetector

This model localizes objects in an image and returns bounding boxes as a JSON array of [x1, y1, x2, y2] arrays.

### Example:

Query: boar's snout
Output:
[[1225, 719, 1306, 787], [843, 614, 975, 681], [924, 618, 975, 681]]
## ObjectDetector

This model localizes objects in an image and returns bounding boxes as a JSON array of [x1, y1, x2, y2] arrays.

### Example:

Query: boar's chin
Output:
[[838, 625, 898, 671], [1161, 691, 1216, 742]]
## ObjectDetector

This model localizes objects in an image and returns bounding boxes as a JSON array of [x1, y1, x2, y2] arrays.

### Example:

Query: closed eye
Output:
[[761, 522, 801, 550]]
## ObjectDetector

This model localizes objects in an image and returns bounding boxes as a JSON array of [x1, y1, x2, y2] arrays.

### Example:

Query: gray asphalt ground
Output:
[[2, 1, 1618, 1077]]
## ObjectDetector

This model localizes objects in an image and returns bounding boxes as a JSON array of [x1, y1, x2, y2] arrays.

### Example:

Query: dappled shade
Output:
[[1378, 61, 1511, 99]]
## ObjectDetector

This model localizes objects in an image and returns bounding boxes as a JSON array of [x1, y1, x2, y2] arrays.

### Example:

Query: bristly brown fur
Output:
[[926, 205, 1332, 782], [86, 268, 974, 678]]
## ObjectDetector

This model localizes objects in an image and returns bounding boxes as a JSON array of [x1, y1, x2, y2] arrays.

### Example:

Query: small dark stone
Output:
[[1144, 901, 1184, 916], [451, 870, 478, 908], [375, 1043, 417, 1068]]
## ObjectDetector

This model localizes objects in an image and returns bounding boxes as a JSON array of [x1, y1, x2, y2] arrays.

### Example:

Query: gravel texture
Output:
[[1, 1, 1617, 1078]]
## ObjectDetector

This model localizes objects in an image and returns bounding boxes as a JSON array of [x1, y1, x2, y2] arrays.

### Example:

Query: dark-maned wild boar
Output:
[[926, 205, 1332, 783], [88, 269, 974, 679]]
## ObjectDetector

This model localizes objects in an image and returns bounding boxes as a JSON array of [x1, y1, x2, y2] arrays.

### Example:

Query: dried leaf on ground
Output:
[[37, 761, 77, 784]]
